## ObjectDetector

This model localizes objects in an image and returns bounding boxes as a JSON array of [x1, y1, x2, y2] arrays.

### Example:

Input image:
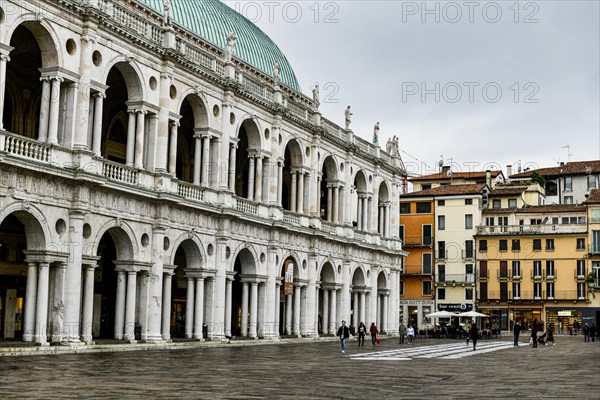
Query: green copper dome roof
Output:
[[139, 0, 300, 91]]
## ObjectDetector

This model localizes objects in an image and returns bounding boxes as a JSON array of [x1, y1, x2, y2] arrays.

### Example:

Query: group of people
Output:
[[513, 319, 556, 347], [336, 321, 381, 353], [582, 323, 598, 342]]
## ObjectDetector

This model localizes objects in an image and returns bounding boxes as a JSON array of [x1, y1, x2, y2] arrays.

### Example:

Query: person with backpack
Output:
[[370, 322, 379, 346]]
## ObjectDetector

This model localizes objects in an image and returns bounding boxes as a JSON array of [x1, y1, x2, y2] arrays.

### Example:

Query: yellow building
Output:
[[584, 189, 600, 325], [477, 198, 590, 333]]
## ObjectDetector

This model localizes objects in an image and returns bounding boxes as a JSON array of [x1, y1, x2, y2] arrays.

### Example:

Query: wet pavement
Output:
[[0, 335, 598, 399]]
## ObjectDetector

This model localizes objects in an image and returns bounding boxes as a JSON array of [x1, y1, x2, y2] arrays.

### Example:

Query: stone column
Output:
[[47, 77, 63, 145], [333, 186, 340, 224], [201, 135, 211, 186], [383, 294, 389, 333], [329, 289, 337, 333], [114, 270, 126, 340], [362, 196, 369, 232], [161, 271, 173, 340], [23, 262, 38, 342], [293, 285, 301, 336], [49, 262, 66, 343], [313, 284, 320, 336], [322, 289, 329, 334], [376, 294, 382, 329], [126, 110, 136, 166], [0, 53, 10, 129], [353, 291, 359, 326], [63, 212, 85, 343], [257, 283, 265, 338], [228, 144, 237, 192], [38, 78, 51, 142], [357, 196, 363, 230], [134, 110, 146, 169], [146, 227, 165, 342], [297, 172, 305, 214], [168, 122, 178, 175], [241, 281, 249, 337], [225, 278, 233, 337], [326, 186, 333, 222], [385, 204, 390, 237], [34, 263, 50, 344], [274, 282, 281, 337], [185, 277, 195, 339], [247, 157, 255, 200], [290, 172, 297, 212], [193, 278, 205, 339], [81, 264, 96, 343], [91, 92, 105, 155], [249, 282, 258, 338], [277, 161, 284, 206], [254, 156, 263, 203], [360, 292, 366, 325], [124, 271, 137, 341], [285, 294, 293, 335]]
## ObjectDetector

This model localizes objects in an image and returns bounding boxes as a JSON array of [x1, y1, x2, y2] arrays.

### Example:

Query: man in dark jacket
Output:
[[590, 323, 597, 342], [513, 320, 522, 346], [532, 319, 538, 348], [337, 320, 350, 353]]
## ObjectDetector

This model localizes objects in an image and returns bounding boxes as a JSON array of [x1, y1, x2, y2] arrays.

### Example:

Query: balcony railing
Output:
[[590, 244, 600, 255], [3, 134, 50, 163], [436, 274, 475, 284], [403, 264, 433, 275], [234, 197, 258, 215], [462, 250, 475, 260], [482, 290, 583, 301], [403, 236, 434, 247], [103, 160, 139, 185], [477, 224, 587, 235]]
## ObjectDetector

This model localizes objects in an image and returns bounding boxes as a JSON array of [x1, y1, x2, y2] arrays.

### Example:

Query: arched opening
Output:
[[377, 181, 390, 237], [319, 156, 339, 222], [175, 95, 209, 184], [376, 271, 389, 333], [318, 262, 337, 334], [234, 120, 261, 200], [230, 248, 258, 338], [4, 25, 44, 137], [353, 170, 368, 231], [279, 256, 301, 336], [351, 267, 368, 329], [170, 239, 203, 339], [281, 139, 304, 213]]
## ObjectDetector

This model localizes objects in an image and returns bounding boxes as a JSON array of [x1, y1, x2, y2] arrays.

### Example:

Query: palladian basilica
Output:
[[0, 0, 406, 345]]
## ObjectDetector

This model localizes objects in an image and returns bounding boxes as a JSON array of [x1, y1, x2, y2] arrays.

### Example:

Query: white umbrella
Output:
[[426, 311, 459, 318], [455, 311, 490, 318]]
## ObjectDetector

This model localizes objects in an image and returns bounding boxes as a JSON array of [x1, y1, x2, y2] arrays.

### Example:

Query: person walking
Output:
[[546, 325, 555, 346], [531, 319, 538, 348], [357, 322, 366, 347], [337, 320, 350, 353], [407, 324, 415, 344], [513, 320, 522, 346], [583, 323, 590, 342], [573, 320, 580, 336], [370, 322, 379, 346], [469, 322, 479, 351], [589, 323, 597, 343], [399, 322, 407, 344]]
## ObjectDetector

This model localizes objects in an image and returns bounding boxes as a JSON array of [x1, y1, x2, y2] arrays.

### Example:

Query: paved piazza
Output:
[[1, 336, 598, 399]]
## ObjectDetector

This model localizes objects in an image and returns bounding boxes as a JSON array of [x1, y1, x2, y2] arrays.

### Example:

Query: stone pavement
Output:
[[0, 335, 598, 399]]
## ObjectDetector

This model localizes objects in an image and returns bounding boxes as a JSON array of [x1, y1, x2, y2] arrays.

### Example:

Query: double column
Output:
[[114, 267, 138, 341], [161, 266, 175, 341], [125, 108, 147, 168], [23, 261, 51, 344], [38, 76, 64, 144], [290, 169, 307, 214], [192, 131, 214, 186], [352, 288, 367, 326], [326, 183, 341, 223], [357, 193, 370, 231], [80, 261, 99, 343], [184, 273, 212, 340], [239, 278, 261, 338], [378, 202, 391, 237], [321, 286, 339, 334], [167, 121, 179, 175], [244, 152, 265, 202], [0, 49, 12, 130], [91, 91, 106, 155]]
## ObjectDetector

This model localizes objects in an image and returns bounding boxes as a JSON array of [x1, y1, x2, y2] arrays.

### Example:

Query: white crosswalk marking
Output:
[[349, 341, 514, 361]]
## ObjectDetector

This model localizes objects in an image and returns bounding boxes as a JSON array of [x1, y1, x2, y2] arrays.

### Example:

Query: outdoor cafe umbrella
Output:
[[426, 311, 459, 318], [455, 311, 490, 318]]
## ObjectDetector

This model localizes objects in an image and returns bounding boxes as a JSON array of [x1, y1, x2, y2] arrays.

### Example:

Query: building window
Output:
[[512, 282, 520, 299], [485, 217, 495, 226], [533, 260, 542, 277], [546, 282, 555, 299], [422, 184, 432, 190], [399, 225, 405, 242], [530, 219, 542, 225], [594, 262, 600, 286], [564, 176, 572, 191], [438, 215, 445, 230], [546, 239, 555, 251], [577, 282, 586, 299], [465, 288, 473, 300], [577, 260, 586, 278], [534, 282, 542, 298], [438, 288, 446, 300], [564, 196, 574, 204], [437, 199, 445, 206], [493, 199, 501, 209], [508, 198, 517, 208], [546, 180, 558, 196], [416, 202, 432, 213], [552, 217, 559, 225], [576, 238, 585, 250], [465, 240, 474, 258], [465, 214, 473, 229], [588, 175, 597, 190], [422, 281, 432, 296], [422, 253, 432, 275], [479, 240, 487, 252], [437, 241, 446, 260], [465, 198, 473, 205], [533, 239, 542, 251], [399, 280, 404, 296], [512, 239, 520, 251], [465, 264, 474, 283], [479, 261, 488, 278], [498, 216, 508, 226], [546, 260, 555, 278], [512, 261, 521, 278], [499, 240, 508, 251], [480, 282, 488, 300], [593, 231, 600, 254], [400, 203, 411, 214], [422, 224, 432, 246]]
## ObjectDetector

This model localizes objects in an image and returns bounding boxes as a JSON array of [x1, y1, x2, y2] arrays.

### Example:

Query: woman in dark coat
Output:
[[531, 319, 538, 348], [469, 322, 479, 351]]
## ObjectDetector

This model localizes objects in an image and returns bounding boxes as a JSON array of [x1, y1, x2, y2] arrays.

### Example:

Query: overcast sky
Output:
[[224, 0, 599, 176]]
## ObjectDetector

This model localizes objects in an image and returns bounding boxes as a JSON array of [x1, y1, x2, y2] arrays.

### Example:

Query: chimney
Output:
[[560, 162, 565, 167], [486, 170, 492, 187], [506, 165, 512, 177], [442, 165, 450, 175]]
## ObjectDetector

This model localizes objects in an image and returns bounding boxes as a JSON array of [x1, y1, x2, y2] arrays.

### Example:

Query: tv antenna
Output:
[[561, 145, 572, 162]]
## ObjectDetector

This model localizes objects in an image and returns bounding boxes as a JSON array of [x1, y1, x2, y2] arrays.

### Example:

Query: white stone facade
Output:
[[0, 0, 405, 344]]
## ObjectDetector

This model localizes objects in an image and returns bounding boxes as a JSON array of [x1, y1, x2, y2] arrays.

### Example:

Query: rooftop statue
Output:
[[344, 105, 352, 129], [225, 32, 237, 63]]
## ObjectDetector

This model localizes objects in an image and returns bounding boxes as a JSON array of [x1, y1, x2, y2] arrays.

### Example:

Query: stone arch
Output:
[[378, 181, 391, 202], [177, 92, 209, 129], [279, 251, 302, 279], [353, 169, 368, 192], [351, 265, 367, 286], [89, 219, 137, 260], [281, 137, 305, 212], [0, 203, 49, 251], [168, 233, 206, 269], [377, 270, 388, 289], [176, 93, 210, 183], [102, 57, 145, 102], [3, 16, 61, 67], [318, 261, 337, 283], [319, 155, 340, 221], [237, 117, 262, 150], [231, 245, 258, 275], [234, 118, 263, 199]]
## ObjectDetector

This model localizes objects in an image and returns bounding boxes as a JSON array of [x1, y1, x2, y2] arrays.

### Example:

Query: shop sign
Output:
[[437, 303, 473, 312], [284, 263, 294, 296], [558, 311, 572, 317]]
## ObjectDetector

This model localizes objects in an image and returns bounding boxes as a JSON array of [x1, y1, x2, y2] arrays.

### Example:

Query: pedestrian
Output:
[[573, 320, 580, 336], [399, 322, 407, 344], [469, 322, 479, 351], [583, 323, 590, 342], [513, 320, 521, 346], [531, 318, 538, 348], [590, 323, 597, 343], [407, 324, 415, 344], [370, 322, 379, 346], [546, 326, 555, 346], [337, 320, 349, 353], [357, 322, 366, 347]]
